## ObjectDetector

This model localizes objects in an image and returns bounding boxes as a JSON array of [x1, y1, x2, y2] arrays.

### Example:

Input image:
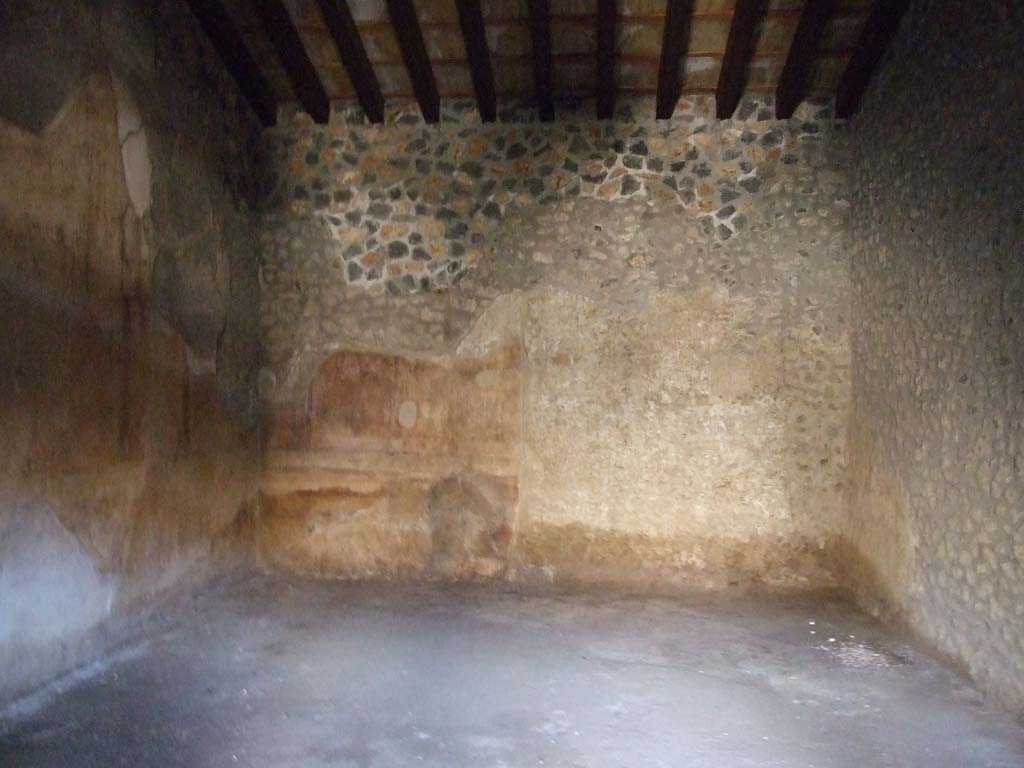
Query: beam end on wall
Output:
[[528, 0, 555, 122], [315, 0, 385, 124], [456, 0, 497, 123], [386, 0, 440, 124], [834, 0, 911, 119], [775, 0, 834, 119], [596, 0, 618, 120], [184, 0, 277, 127], [715, 0, 759, 120], [656, 0, 692, 120], [252, 0, 330, 124]]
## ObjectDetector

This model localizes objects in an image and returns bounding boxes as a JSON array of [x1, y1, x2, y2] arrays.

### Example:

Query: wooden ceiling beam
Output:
[[185, 0, 277, 126], [596, 0, 617, 119], [835, 0, 910, 119], [386, 0, 440, 123], [314, 0, 385, 123], [337, 49, 858, 70], [251, 0, 330, 123], [347, 8, 867, 32], [775, 0, 834, 119], [527, 0, 555, 121], [656, 0, 693, 119], [341, 85, 794, 100], [715, 0, 759, 119], [455, 0, 497, 122]]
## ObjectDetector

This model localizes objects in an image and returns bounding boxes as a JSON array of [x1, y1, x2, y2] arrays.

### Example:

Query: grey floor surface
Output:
[[1, 573, 1023, 767]]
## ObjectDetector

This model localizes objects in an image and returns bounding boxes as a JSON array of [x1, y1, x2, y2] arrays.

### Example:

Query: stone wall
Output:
[[0, 0, 262, 700], [842, 0, 1024, 715], [257, 95, 851, 590]]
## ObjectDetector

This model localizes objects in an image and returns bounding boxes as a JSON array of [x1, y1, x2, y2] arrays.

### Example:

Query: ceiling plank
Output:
[[715, 0, 759, 119], [656, 0, 693, 119], [185, 0, 277, 126], [386, 0, 440, 123], [528, 0, 555, 122], [775, 0, 834, 119], [354, 49, 859, 69], [314, 0, 385, 123], [455, 0, 496, 122], [835, 0, 910, 118], [251, 0, 330, 123], [596, 0, 618, 119]]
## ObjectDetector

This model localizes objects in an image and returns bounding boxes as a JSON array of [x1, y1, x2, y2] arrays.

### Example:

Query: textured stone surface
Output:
[[261, 96, 832, 295], [841, 0, 1024, 716], [257, 96, 851, 590], [0, 0, 262, 700]]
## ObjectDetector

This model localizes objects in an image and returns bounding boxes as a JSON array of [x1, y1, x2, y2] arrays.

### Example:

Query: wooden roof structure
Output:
[[185, 0, 910, 125]]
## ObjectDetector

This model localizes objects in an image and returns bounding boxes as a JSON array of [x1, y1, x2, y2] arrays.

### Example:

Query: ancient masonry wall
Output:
[[842, 0, 1024, 715], [0, 0, 262, 700], [257, 95, 852, 590]]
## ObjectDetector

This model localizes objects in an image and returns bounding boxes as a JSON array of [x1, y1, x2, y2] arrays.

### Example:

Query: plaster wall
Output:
[[842, 0, 1024, 715], [257, 96, 851, 590], [0, 0, 262, 700]]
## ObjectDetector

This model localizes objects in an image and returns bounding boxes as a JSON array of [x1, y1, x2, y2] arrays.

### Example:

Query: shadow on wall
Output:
[[0, 255, 256, 703], [839, 408, 913, 620], [0, 0, 261, 703], [839, 0, 1024, 717]]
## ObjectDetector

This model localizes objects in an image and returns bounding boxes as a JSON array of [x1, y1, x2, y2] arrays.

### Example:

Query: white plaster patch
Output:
[[111, 76, 141, 143], [475, 369, 499, 388], [185, 345, 216, 376], [456, 293, 526, 357], [258, 367, 278, 399], [398, 400, 418, 429], [110, 73, 152, 217], [121, 132, 152, 216]]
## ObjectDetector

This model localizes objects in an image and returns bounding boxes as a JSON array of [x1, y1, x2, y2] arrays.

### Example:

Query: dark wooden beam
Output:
[[455, 0, 496, 122], [835, 0, 910, 118], [251, 0, 330, 123], [314, 0, 385, 123], [527, 0, 554, 121], [185, 0, 276, 126], [386, 0, 440, 123], [775, 0, 834, 119], [596, 0, 617, 119], [655, 0, 693, 119], [715, 0, 759, 119]]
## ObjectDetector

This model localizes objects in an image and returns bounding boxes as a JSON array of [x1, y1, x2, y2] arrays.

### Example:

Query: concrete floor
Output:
[[1, 574, 1022, 767]]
